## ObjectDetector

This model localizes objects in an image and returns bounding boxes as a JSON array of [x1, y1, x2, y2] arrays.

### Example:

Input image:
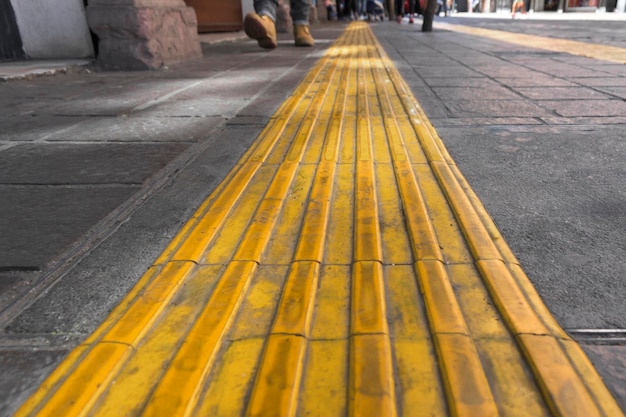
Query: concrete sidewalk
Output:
[[1, 16, 625, 416]]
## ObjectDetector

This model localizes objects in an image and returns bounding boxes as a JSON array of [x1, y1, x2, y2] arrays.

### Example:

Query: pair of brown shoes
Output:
[[243, 13, 314, 49]]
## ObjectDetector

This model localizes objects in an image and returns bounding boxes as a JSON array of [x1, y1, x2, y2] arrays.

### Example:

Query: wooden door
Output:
[[185, 0, 243, 33]]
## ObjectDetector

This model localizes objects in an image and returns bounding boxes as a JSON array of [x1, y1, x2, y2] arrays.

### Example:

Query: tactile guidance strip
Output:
[[16, 22, 624, 417]]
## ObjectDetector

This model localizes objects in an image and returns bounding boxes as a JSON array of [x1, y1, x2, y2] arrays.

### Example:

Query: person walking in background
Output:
[[511, 0, 526, 17], [244, 0, 314, 49]]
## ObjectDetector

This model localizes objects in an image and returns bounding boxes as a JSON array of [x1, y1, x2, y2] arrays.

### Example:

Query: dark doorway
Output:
[[0, 0, 24, 61]]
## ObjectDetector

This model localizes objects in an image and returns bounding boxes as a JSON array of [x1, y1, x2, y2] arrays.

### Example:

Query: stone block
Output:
[[87, 3, 202, 70]]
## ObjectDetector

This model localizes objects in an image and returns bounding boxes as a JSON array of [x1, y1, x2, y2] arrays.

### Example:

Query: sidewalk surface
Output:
[[1, 13, 625, 416]]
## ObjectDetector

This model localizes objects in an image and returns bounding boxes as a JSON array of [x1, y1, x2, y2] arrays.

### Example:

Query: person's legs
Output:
[[290, 0, 314, 46], [244, 0, 279, 49], [395, 0, 403, 21], [290, 0, 310, 24]]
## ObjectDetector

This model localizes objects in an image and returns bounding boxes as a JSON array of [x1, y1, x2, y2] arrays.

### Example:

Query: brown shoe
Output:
[[293, 24, 314, 47], [244, 13, 277, 49]]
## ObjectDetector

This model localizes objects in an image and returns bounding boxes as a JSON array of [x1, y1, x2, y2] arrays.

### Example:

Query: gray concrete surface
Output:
[[0, 15, 624, 416]]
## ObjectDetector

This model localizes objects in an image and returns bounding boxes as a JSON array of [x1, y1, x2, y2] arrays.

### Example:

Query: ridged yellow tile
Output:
[[517, 334, 603, 417], [413, 164, 473, 264], [298, 340, 349, 417], [385, 264, 430, 340], [264, 165, 315, 265], [91, 265, 224, 417], [351, 261, 388, 335], [445, 263, 511, 339], [416, 260, 469, 335], [559, 339, 626, 417], [376, 162, 413, 264], [272, 261, 319, 335], [393, 340, 447, 417], [201, 165, 276, 264], [434, 333, 498, 417], [325, 163, 355, 265], [477, 259, 548, 336], [246, 334, 307, 417], [349, 334, 397, 417], [229, 265, 288, 340], [196, 338, 265, 417], [293, 162, 336, 263], [310, 265, 351, 340], [141, 261, 257, 417], [473, 338, 551, 417]]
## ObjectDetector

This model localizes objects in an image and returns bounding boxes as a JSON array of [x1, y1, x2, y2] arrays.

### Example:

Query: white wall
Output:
[[11, 0, 93, 59]]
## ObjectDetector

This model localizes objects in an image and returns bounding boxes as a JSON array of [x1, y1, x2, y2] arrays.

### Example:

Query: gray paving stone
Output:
[[0, 143, 190, 184], [44, 115, 224, 143], [513, 86, 613, 100], [569, 77, 626, 87], [494, 75, 578, 87], [540, 99, 626, 117], [422, 77, 501, 88], [0, 187, 138, 269], [597, 86, 626, 100], [0, 116, 88, 141], [0, 349, 69, 417], [432, 86, 522, 100], [445, 99, 552, 118]]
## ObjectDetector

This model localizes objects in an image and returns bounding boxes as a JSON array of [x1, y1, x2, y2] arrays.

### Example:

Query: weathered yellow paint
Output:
[[413, 164, 473, 264], [351, 261, 388, 335], [393, 340, 448, 417], [325, 163, 355, 264], [141, 261, 257, 417], [298, 340, 349, 416], [91, 265, 224, 417], [310, 265, 351, 340], [12, 345, 89, 417], [16, 21, 625, 417], [246, 335, 308, 417], [394, 161, 443, 260], [202, 165, 278, 264], [385, 265, 430, 339], [293, 163, 337, 262], [229, 265, 289, 340], [448, 164, 519, 265], [35, 343, 132, 417], [416, 260, 469, 335], [477, 259, 549, 336], [445, 263, 510, 339], [196, 338, 266, 417], [560, 339, 626, 417], [431, 160, 502, 261], [271, 261, 319, 335], [473, 338, 552, 417], [376, 163, 414, 264], [435, 334, 499, 417], [518, 334, 603, 417], [349, 334, 397, 417]]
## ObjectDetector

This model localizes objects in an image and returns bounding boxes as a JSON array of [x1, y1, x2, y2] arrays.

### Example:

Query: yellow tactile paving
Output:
[[435, 21, 626, 64], [15, 22, 625, 417]]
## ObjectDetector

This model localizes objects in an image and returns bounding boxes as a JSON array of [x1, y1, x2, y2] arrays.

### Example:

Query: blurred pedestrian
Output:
[[325, 0, 338, 20], [244, 0, 314, 49], [511, 0, 526, 17]]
